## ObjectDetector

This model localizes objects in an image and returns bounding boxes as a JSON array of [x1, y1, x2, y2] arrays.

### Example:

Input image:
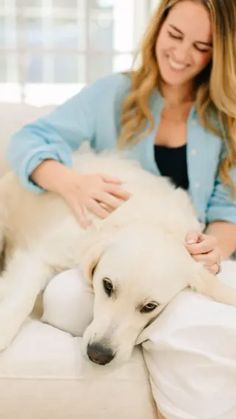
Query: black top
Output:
[[154, 144, 189, 190]]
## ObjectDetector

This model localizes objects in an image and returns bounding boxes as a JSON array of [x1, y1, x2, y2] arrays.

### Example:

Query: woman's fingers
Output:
[[186, 240, 212, 255], [64, 194, 90, 228], [100, 174, 123, 184], [185, 230, 202, 245], [185, 230, 221, 275], [105, 184, 131, 200], [94, 191, 124, 210], [72, 203, 91, 228], [191, 249, 219, 265], [185, 233, 216, 255], [86, 199, 110, 219], [208, 263, 221, 275]]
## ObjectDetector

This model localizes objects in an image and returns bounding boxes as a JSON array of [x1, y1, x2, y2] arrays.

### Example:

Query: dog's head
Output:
[[78, 221, 236, 366]]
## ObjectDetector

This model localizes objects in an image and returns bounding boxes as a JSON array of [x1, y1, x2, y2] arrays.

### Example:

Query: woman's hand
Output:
[[57, 169, 131, 228], [31, 159, 130, 228], [185, 231, 222, 274]]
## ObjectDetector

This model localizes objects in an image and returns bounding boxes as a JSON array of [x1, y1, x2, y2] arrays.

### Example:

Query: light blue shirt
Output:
[[7, 72, 236, 226]]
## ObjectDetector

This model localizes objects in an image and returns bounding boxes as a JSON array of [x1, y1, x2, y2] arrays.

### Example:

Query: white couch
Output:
[[0, 103, 158, 419]]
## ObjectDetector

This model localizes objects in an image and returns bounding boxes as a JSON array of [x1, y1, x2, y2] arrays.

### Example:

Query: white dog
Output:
[[0, 149, 236, 364]]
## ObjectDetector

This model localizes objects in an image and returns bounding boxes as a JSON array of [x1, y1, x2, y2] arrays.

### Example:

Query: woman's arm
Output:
[[7, 74, 127, 193], [193, 154, 236, 269], [7, 86, 95, 194]]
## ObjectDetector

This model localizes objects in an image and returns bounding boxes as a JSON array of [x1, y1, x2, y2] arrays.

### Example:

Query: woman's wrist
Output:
[[30, 159, 72, 194]]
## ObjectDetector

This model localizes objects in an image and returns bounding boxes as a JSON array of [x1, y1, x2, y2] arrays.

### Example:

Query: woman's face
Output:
[[155, 1, 213, 88]]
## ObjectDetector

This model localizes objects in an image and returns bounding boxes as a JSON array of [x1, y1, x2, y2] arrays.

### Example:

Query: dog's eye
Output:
[[140, 302, 159, 313], [103, 278, 113, 297]]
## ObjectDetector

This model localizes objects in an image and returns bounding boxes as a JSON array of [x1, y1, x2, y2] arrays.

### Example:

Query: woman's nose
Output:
[[173, 42, 191, 63]]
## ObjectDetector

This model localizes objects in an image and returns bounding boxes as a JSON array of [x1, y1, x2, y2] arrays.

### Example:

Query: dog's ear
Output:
[[188, 264, 236, 306], [78, 231, 106, 283], [78, 223, 119, 283]]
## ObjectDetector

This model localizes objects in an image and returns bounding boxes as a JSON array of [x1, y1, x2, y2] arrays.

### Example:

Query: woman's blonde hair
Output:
[[118, 0, 236, 191]]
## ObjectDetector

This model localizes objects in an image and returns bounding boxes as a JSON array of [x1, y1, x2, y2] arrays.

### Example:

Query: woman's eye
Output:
[[168, 31, 211, 54], [140, 302, 159, 313], [103, 278, 113, 297], [194, 45, 211, 53], [168, 31, 182, 40]]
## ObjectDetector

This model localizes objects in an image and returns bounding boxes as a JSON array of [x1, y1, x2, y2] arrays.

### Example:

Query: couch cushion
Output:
[[0, 319, 157, 419]]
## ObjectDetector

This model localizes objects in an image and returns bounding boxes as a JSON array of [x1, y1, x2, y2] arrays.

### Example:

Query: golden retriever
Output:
[[0, 148, 235, 362]]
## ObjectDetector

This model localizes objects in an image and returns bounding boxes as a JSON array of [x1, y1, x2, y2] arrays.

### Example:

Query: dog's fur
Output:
[[0, 148, 236, 363]]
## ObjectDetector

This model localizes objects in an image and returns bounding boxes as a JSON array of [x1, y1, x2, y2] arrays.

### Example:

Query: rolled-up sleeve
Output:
[[206, 166, 236, 225], [7, 83, 97, 192]]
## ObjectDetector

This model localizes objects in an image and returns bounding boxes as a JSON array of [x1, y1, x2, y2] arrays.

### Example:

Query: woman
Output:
[[7, 0, 236, 417]]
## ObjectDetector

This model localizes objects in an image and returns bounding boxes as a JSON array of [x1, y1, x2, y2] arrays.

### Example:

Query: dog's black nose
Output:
[[87, 342, 115, 365]]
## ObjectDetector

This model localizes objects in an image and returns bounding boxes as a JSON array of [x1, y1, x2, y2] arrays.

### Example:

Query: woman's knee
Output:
[[42, 267, 94, 336]]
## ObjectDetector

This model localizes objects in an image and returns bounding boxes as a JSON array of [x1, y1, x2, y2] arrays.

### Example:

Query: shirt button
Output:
[[194, 182, 200, 188], [190, 148, 197, 156]]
